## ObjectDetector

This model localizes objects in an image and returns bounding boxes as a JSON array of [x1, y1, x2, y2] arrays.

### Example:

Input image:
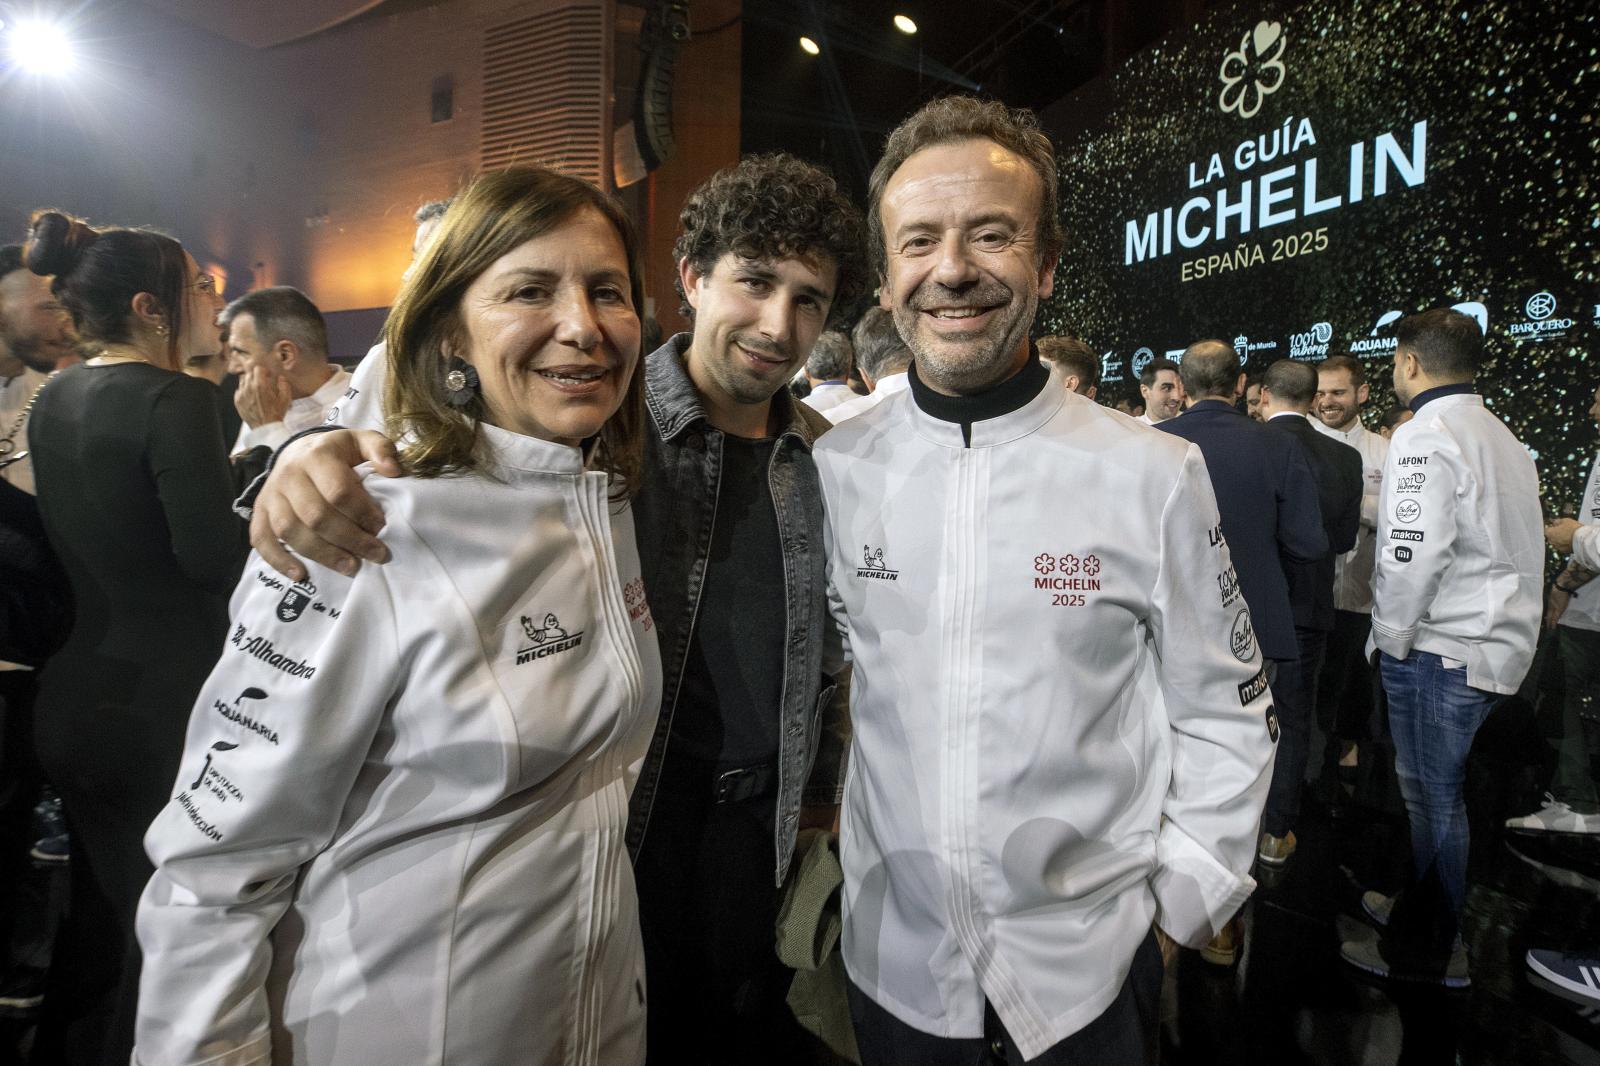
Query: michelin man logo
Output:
[[1219, 21, 1286, 119]]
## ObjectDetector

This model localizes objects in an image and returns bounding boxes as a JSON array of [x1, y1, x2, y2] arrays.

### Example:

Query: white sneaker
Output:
[[1505, 794, 1600, 834]]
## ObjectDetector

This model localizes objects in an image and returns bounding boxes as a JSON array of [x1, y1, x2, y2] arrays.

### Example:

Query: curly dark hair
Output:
[[672, 153, 867, 326]]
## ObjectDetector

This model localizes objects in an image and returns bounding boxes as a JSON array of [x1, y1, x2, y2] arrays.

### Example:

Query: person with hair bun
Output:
[[134, 165, 660, 1066], [21, 210, 243, 1064]]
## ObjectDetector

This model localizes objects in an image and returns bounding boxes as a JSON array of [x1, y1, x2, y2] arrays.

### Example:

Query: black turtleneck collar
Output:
[[906, 346, 1049, 447], [1408, 382, 1474, 414]]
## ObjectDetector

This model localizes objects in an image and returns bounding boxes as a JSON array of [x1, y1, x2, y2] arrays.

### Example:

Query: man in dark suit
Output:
[[1258, 359, 1363, 854], [1159, 341, 1327, 882]]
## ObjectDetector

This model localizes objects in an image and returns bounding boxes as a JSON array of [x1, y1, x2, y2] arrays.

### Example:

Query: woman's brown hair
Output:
[[24, 211, 190, 368], [382, 165, 647, 497]]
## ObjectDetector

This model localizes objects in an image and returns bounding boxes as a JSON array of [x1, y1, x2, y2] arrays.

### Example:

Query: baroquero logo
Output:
[[1219, 21, 1286, 119], [1509, 291, 1573, 341]]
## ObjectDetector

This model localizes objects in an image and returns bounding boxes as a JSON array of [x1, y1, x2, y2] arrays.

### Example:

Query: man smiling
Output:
[[818, 96, 1276, 1064]]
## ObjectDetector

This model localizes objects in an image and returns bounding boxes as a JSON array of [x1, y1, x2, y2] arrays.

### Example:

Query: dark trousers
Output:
[[1262, 626, 1328, 837], [1310, 609, 1374, 782], [0, 670, 42, 966], [633, 752, 811, 1066], [846, 930, 1163, 1066], [1551, 626, 1600, 810]]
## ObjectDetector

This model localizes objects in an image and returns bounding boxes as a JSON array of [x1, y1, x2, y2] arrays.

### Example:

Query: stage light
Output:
[[799, 36, 820, 56], [894, 15, 918, 35], [9, 18, 76, 74]]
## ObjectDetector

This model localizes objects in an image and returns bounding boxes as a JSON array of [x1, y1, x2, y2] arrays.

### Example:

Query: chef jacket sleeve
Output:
[[1369, 423, 1460, 662], [1575, 525, 1600, 573], [133, 548, 401, 1066], [1145, 445, 1277, 947]]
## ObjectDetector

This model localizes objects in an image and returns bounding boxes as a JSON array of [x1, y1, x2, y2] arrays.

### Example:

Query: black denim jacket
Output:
[[626, 335, 848, 886]]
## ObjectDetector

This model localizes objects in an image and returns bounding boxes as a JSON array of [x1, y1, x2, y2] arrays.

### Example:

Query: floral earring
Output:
[[443, 355, 480, 408]]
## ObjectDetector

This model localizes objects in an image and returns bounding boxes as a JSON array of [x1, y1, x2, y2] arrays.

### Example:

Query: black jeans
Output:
[[846, 930, 1163, 1065], [1263, 626, 1329, 837], [633, 751, 811, 1066]]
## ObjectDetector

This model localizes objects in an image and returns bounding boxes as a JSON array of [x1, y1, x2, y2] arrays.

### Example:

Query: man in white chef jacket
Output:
[[1339, 308, 1541, 988], [817, 94, 1277, 1065]]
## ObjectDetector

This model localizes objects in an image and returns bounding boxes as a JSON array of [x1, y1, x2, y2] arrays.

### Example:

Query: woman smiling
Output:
[[133, 167, 662, 1066]]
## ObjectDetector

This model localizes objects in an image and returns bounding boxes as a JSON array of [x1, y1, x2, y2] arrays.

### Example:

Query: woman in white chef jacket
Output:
[[132, 166, 662, 1066]]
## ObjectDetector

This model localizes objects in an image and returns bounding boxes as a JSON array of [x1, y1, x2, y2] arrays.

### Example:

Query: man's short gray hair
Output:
[[851, 307, 911, 380], [806, 330, 853, 381]]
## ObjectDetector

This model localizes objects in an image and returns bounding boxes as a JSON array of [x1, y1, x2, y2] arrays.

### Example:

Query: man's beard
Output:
[[0, 329, 61, 374], [893, 279, 1037, 395], [708, 333, 796, 406]]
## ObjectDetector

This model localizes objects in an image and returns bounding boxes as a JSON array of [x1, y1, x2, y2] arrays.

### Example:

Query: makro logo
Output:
[[1509, 291, 1574, 341], [1218, 21, 1286, 119], [1288, 321, 1333, 361]]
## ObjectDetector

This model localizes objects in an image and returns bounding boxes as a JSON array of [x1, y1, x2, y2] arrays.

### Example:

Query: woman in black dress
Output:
[[23, 211, 243, 1065]]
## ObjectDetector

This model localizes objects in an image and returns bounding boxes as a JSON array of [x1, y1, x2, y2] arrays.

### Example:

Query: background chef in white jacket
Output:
[[1340, 307, 1542, 988], [820, 94, 1276, 1066], [134, 166, 662, 1066]]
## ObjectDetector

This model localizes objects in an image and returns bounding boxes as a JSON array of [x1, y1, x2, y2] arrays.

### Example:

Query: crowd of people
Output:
[[0, 92, 1592, 1066]]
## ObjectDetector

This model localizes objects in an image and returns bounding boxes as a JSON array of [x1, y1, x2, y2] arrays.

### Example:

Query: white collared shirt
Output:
[[815, 367, 1274, 1057], [1312, 415, 1389, 613], [233, 367, 354, 452], [824, 372, 910, 425], [803, 380, 859, 417]]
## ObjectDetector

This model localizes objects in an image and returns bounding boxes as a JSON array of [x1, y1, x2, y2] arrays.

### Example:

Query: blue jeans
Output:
[[1379, 650, 1497, 946]]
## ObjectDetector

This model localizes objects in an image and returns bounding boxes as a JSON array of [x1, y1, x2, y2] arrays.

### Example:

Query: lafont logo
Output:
[[1218, 21, 1286, 119]]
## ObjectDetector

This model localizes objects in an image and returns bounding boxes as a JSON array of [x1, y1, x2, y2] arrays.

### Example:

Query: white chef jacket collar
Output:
[[478, 421, 586, 477]]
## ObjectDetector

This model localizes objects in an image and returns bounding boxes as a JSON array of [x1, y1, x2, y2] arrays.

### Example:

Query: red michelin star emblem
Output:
[[1034, 552, 1057, 575]]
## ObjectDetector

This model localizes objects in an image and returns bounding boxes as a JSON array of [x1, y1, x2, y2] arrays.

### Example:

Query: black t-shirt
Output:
[[669, 434, 786, 767]]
